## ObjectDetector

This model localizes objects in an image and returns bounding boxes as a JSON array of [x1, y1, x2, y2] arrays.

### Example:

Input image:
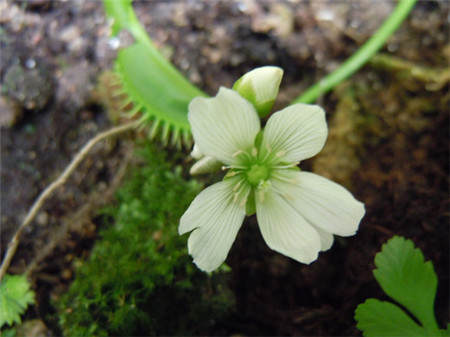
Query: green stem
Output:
[[292, 0, 417, 104]]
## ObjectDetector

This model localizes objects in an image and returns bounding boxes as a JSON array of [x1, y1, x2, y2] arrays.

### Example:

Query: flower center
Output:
[[246, 163, 270, 186]]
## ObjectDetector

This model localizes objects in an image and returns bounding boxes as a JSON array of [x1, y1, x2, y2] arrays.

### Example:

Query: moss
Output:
[[57, 143, 234, 336]]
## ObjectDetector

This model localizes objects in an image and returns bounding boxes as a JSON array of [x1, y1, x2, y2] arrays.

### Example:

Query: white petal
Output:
[[262, 103, 328, 163], [188, 87, 260, 166], [271, 170, 365, 237], [179, 179, 247, 272], [190, 143, 203, 160], [315, 227, 334, 251], [190, 156, 222, 175], [255, 186, 322, 264]]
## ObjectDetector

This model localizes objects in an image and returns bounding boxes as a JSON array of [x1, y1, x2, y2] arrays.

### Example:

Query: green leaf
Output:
[[0, 274, 35, 327], [355, 236, 445, 336], [355, 298, 428, 337], [373, 236, 438, 329]]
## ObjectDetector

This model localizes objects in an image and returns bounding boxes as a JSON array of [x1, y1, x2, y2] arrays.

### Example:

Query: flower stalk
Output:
[[293, 0, 418, 104]]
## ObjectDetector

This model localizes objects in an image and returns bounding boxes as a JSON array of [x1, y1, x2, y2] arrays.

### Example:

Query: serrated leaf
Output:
[[0, 274, 35, 327], [355, 298, 428, 337], [373, 236, 438, 329]]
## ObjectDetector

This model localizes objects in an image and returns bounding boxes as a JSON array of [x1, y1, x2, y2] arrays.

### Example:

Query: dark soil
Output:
[[1, 0, 448, 336]]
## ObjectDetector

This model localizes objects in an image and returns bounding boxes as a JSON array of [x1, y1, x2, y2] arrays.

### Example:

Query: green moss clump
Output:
[[57, 143, 234, 336]]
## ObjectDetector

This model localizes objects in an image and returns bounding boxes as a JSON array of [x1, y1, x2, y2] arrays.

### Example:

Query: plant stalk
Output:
[[292, 0, 417, 104], [0, 121, 139, 282]]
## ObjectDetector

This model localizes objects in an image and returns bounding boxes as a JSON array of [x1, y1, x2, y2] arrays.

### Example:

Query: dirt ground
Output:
[[1, 0, 448, 336]]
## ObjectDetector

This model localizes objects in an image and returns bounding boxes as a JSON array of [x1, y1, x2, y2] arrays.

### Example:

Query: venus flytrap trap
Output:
[[355, 236, 449, 337], [103, 0, 207, 147], [179, 67, 365, 272]]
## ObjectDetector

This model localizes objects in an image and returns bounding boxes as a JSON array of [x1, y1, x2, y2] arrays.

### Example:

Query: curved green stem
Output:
[[292, 0, 417, 104]]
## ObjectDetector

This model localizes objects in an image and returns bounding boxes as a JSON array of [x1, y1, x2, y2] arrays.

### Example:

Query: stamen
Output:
[[252, 148, 258, 157], [239, 197, 247, 207], [222, 164, 247, 170], [282, 193, 294, 201], [271, 171, 299, 185], [272, 161, 300, 169], [260, 144, 273, 163], [231, 149, 253, 163], [231, 178, 248, 204], [233, 180, 242, 191], [232, 149, 245, 157], [275, 150, 286, 157], [258, 190, 265, 202]]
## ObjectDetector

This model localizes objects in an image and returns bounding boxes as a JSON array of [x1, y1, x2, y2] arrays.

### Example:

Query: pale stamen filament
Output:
[[232, 149, 245, 157], [271, 172, 299, 184], [272, 161, 300, 169], [275, 150, 286, 157], [232, 149, 253, 161], [232, 178, 248, 204], [258, 189, 265, 202], [222, 164, 246, 171], [259, 143, 273, 164], [225, 170, 243, 178]]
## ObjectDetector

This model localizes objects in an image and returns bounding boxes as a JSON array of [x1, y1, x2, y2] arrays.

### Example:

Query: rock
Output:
[[0, 95, 23, 127], [3, 62, 53, 111], [55, 61, 97, 111], [14, 319, 54, 337]]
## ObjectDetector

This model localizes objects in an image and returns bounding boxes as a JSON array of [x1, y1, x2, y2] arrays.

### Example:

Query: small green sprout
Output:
[[355, 236, 449, 337], [179, 67, 365, 272], [0, 274, 35, 328]]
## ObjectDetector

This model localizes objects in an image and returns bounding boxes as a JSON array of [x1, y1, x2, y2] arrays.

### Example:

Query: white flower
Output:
[[179, 83, 365, 273], [189, 66, 283, 176]]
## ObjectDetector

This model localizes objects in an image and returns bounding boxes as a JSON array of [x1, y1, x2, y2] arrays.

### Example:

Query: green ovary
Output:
[[246, 164, 270, 186]]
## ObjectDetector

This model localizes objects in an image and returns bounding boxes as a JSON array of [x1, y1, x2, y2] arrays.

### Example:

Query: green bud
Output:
[[232, 66, 284, 118]]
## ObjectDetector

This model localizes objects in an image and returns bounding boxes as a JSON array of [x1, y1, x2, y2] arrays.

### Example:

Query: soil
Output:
[[1, 0, 448, 336]]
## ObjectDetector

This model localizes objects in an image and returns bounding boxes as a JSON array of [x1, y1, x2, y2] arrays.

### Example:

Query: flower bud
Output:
[[232, 66, 283, 118]]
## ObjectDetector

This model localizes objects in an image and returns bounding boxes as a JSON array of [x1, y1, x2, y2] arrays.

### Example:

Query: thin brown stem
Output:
[[0, 120, 139, 282]]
